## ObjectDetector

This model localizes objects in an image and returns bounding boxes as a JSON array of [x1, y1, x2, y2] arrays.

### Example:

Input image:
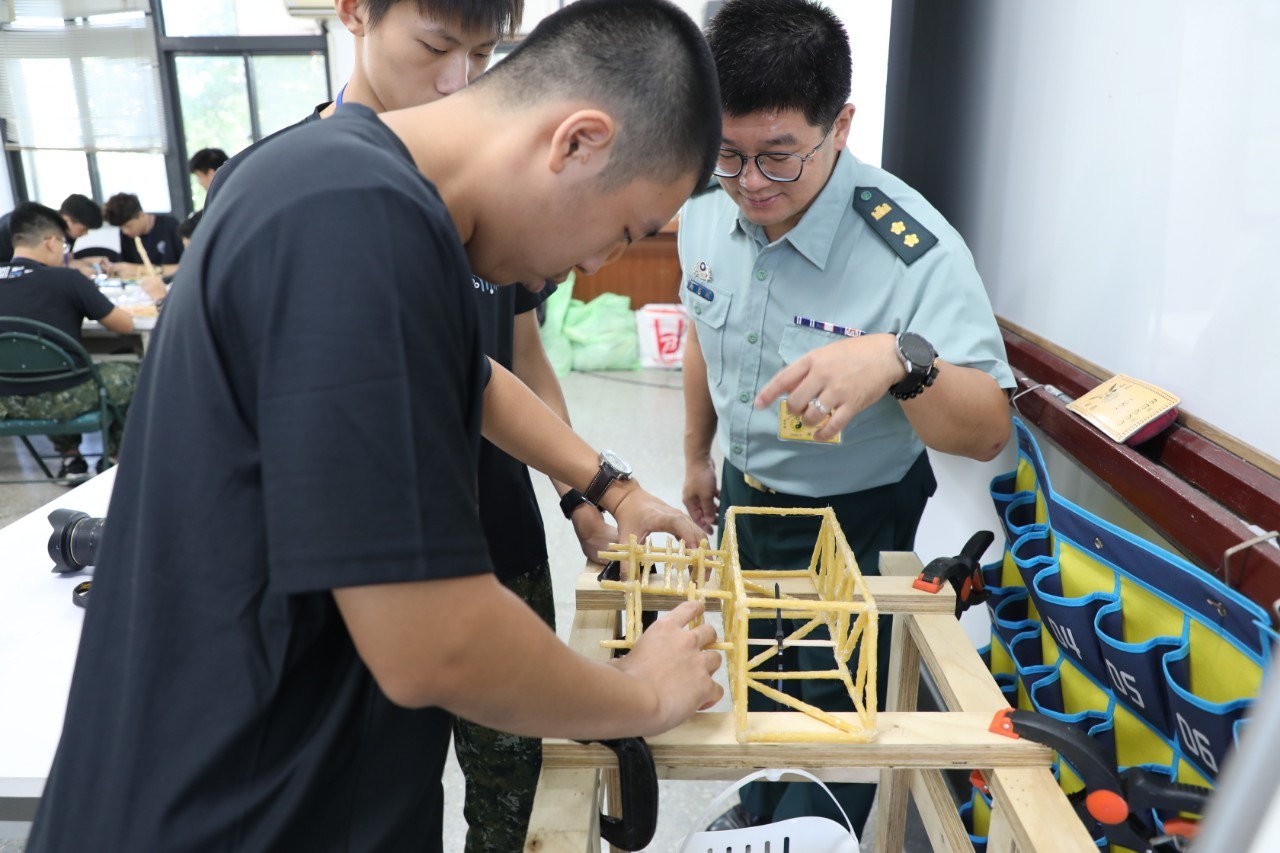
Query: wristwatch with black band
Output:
[[889, 332, 939, 400], [581, 449, 633, 508], [559, 488, 590, 520]]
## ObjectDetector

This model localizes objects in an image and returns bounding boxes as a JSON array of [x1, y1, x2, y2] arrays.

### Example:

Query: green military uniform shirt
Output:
[[678, 151, 1015, 497]]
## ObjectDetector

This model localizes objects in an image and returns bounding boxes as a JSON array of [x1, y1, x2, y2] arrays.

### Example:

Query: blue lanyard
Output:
[[335, 84, 347, 108]]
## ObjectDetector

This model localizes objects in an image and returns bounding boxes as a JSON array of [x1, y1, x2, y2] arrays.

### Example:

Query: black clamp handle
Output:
[[576, 737, 659, 851], [913, 530, 994, 618], [990, 708, 1211, 851]]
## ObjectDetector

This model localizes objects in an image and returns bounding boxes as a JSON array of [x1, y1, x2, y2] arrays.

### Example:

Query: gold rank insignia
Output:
[[852, 186, 939, 265]]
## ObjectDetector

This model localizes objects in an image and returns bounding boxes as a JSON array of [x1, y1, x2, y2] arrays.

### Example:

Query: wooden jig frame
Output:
[[526, 552, 1096, 853]]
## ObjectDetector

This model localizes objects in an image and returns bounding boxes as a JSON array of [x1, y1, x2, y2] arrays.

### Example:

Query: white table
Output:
[[0, 469, 114, 807]]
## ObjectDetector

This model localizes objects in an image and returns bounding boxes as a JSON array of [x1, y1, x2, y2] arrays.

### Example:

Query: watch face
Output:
[[899, 333, 936, 372], [600, 449, 633, 477]]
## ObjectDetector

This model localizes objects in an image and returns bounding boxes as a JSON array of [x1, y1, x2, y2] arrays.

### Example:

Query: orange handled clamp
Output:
[[913, 530, 995, 618]]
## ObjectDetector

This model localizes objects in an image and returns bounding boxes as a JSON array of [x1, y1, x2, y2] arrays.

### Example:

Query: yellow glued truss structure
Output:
[[597, 506, 878, 744]]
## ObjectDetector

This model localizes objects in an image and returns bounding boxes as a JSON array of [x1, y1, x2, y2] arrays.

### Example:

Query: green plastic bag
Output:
[[562, 292, 640, 372], [538, 273, 576, 377]]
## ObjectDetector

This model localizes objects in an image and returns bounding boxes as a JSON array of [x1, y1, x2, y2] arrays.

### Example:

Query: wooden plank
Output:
[[986, 768, 1095, 853], [543, 712, 1052, 777], [910, 769, 977, 853], [909, 615, 1009, 712], [527, 611, 616, 852], [986, 802, 1016, 853], [524, 768, 600, 853], [575, 571, 956, 615], [876, 611, 923, 853]]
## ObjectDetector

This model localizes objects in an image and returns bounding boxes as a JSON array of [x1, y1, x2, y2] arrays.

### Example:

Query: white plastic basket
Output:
[[679, 768, 860, 853]]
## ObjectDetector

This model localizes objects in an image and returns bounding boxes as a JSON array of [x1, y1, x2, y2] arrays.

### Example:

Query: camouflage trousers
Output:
[[0, 361, 138, 455], [454, 561, 556, 853]]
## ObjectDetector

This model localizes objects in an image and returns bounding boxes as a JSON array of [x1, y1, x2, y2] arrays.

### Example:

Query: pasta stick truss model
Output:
[[597, 507, 877, 744]]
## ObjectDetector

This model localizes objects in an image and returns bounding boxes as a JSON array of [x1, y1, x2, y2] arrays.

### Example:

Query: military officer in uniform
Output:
[[679, 0, 1016, 835]]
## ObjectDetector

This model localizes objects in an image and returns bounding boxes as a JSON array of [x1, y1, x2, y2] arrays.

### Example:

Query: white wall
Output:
[[322, 0, 889, 164], [962, 0, 1280, 460]]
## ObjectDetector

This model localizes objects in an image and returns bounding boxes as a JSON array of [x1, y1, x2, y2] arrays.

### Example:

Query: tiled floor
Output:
[[0, 369, 930, 851]]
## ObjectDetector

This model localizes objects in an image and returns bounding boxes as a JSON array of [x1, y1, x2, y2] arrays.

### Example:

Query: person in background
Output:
[[208, 2, 617, 849], [0, 203, 155, 478], [138, 210, 203, 302], [188, 148, 229, 192], [680, 0, 1014, 835], [101, 193, 183, 279], [0, 194, 102, 264], [27, 2, 723, 850]]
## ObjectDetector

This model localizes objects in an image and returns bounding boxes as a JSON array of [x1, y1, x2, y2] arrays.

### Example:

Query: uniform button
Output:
[[693, 304, 702, 315], [747, 332, 758, 344], [731, 443, 743, 455], [739, 392, 750, 403], [755, 269, 767, 281], [860, 190, 872, 201]]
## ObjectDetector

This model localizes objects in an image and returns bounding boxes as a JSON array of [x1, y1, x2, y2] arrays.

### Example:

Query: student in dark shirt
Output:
[[101, 192, 184, 278], [28, 2, 723, 851], [207, 2, 616, 848], [0, 203, 156, 478], [187, 147, 229, 192], [0, 193, 102, 264]]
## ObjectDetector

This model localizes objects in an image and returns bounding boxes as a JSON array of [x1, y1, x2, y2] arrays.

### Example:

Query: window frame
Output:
[[2, 2, 330, 216]]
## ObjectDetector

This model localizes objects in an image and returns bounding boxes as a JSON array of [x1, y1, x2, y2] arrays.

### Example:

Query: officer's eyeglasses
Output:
[[714, 126, 833, 183]]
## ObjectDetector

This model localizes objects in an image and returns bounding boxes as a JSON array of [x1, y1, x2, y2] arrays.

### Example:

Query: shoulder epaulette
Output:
[[852, 186, 938, 265]]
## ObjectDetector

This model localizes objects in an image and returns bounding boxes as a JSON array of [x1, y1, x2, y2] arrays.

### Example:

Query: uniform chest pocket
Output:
[[685, 283, 732, 387], [778, 324, 840, 365]]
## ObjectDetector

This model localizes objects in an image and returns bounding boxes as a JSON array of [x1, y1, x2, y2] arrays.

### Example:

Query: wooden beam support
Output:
[[575, 571, 956, 615], [543, 712, 1052, 777], [911, 768, 976, 853]]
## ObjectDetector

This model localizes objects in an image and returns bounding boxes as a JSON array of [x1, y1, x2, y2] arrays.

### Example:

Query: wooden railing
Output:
[[1000, 318, 1280, 621]]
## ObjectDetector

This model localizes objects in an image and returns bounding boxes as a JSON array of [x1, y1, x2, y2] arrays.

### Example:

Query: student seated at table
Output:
[[101, 193, 184, 279], [189, 148, 229, 194], [139, 210, 202, 301], [0, 203, 154, 479], [0, 194, 103, 264]]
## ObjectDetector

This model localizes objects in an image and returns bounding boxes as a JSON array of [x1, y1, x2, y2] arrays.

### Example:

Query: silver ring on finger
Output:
[[809, 397, 829, 416]]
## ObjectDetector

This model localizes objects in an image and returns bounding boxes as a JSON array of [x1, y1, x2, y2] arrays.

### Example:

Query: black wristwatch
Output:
[[559, 488, 590, 520], [582, 449, 633, 507], [889, 332, 939, 400]]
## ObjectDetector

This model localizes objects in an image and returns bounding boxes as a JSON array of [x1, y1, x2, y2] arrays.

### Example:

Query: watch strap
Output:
[[559, 488, 590, 520], [583, 464, 618, 506]]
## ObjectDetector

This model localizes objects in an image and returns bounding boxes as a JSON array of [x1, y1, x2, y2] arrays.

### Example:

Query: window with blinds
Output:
[[0, 8, 165, 153]]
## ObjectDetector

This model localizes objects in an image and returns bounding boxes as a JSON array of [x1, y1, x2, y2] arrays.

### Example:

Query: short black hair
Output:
[[362, 0, 523, 39], [178, 210, 203, 241], [103, 193, 144, 227], [60, 193, 103, 230], [706, 0, 851, 130], [475, 0, 721, 191], [188, 148, 229, 174], [9, 202, 69, 247]]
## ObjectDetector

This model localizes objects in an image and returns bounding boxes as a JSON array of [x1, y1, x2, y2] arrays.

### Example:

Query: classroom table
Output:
[[0, 469, 114, 820], [82, 281, 158, 353]]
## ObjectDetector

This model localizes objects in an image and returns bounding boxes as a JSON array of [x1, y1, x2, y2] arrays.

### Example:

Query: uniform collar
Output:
[[730, 151, 860, 270]]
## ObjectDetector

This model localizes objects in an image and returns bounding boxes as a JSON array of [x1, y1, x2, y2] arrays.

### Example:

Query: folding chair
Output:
[[0, 316, 119, 483]]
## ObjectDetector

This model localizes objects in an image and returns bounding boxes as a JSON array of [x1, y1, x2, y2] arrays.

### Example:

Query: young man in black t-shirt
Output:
[[29, 2, 723, 851], [207, 2, 617, 848], [101, 192, 184, 278], [0, 193, 102, 264], [0, 203, 153, 477]]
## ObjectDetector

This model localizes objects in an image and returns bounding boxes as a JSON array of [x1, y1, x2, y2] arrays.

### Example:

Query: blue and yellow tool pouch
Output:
[[967, 418, 1274, 849]]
